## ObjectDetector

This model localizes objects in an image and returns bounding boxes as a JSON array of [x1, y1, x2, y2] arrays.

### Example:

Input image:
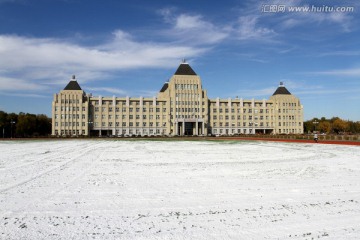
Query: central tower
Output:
[[158, 61, 209, 135]]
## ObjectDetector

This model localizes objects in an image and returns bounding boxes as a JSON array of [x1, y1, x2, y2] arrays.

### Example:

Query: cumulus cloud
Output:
[[0, 32, 207, 94]]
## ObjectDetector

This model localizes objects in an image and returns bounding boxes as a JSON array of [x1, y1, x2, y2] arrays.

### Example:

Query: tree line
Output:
[[0, 111, 51, 138], [304, 117, 360, 134]]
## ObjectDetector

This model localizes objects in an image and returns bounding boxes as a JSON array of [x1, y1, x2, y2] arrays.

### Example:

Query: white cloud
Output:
[[160, 12, 229, 45], [235, 16, 275, 41], [0, 32, 208, 94], [0, 76, 47, 91], [310, 67, 360, 77]]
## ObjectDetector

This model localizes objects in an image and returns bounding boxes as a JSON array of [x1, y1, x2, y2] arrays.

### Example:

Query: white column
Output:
[[202, 122, 205, 135], [195, 119, 198, 135], [175, 122, 178, 135], [182, 120, 185, 135]]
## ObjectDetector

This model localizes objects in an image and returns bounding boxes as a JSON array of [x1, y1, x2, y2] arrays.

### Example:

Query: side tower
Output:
[[269, 82, 303, 134], [52, 75, 90, 136], [158, 61, 209, 135]]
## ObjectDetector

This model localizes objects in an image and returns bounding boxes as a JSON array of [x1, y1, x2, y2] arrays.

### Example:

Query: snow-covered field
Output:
[[0, 140, 359, 239]]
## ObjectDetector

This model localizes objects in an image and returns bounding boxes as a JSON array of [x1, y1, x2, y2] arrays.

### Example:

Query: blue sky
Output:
[[0, 0, 359, 120]]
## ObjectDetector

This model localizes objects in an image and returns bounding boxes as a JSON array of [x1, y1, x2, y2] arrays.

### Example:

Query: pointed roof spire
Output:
[[64, 75, 82, 90], [272, 82, 291, 95], [174, 61, 197, 75]]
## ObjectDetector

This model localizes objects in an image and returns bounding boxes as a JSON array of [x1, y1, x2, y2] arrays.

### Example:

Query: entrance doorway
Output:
[[184, 122, 193, 135]]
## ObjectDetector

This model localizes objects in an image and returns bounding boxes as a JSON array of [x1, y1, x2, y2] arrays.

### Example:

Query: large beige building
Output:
[[52, 62, 304, 136]]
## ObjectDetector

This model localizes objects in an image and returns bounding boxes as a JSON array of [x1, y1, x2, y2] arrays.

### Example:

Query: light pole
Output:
[[10, 120, 15, 139], [313, 120, 319, 133]]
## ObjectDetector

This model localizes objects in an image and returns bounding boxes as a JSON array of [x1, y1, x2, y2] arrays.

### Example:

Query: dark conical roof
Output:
[[174, 63, 197, 75], [64, 80, 82, 90], [273, 82, 291, 95], [64, 75, 82, 90]]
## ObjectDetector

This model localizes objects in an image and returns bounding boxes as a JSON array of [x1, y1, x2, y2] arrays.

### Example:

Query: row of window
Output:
[[175, 101, 204, 105], [54, 122, 167, 127], [94, 114, 167, 120], [278, 116, 297, 120], [94, 107, 166, 113], [93, 122, 167, 127], [213, 129, 253, 134], [278, 109, 301, 114], [117, 129, 164, 135], [54, 106, 86, 112], [60, 99, 81, 104], [54, 128, 166, 136], [176, 108, 205, 113], [281, 102, 298, 107], [92, 101, 166, 106], [55, 122, 86, 127], [175, 115, 205, 119], [278, 129, 301, 134], [213, 122, 272, 127], [211, 103, 272, 108], [175, 84, 199, 90], [213, 115, 272, 121], [55, 114, 87, 119], [55, 130, 85, 135], [279, 122, 302, 127], [212, 128, 301, 134], [213, 108, 271, 114]]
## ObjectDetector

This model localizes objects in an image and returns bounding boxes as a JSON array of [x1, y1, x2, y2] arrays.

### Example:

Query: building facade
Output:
[[52, 62, 304, 136]]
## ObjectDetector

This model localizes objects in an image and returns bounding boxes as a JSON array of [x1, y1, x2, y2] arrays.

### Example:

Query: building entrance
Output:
[[184, 122, 193, 135], [176, 120, 204, 136]]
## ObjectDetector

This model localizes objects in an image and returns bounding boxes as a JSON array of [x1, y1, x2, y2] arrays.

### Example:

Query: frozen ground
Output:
[[0, 140, 359, 239]]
